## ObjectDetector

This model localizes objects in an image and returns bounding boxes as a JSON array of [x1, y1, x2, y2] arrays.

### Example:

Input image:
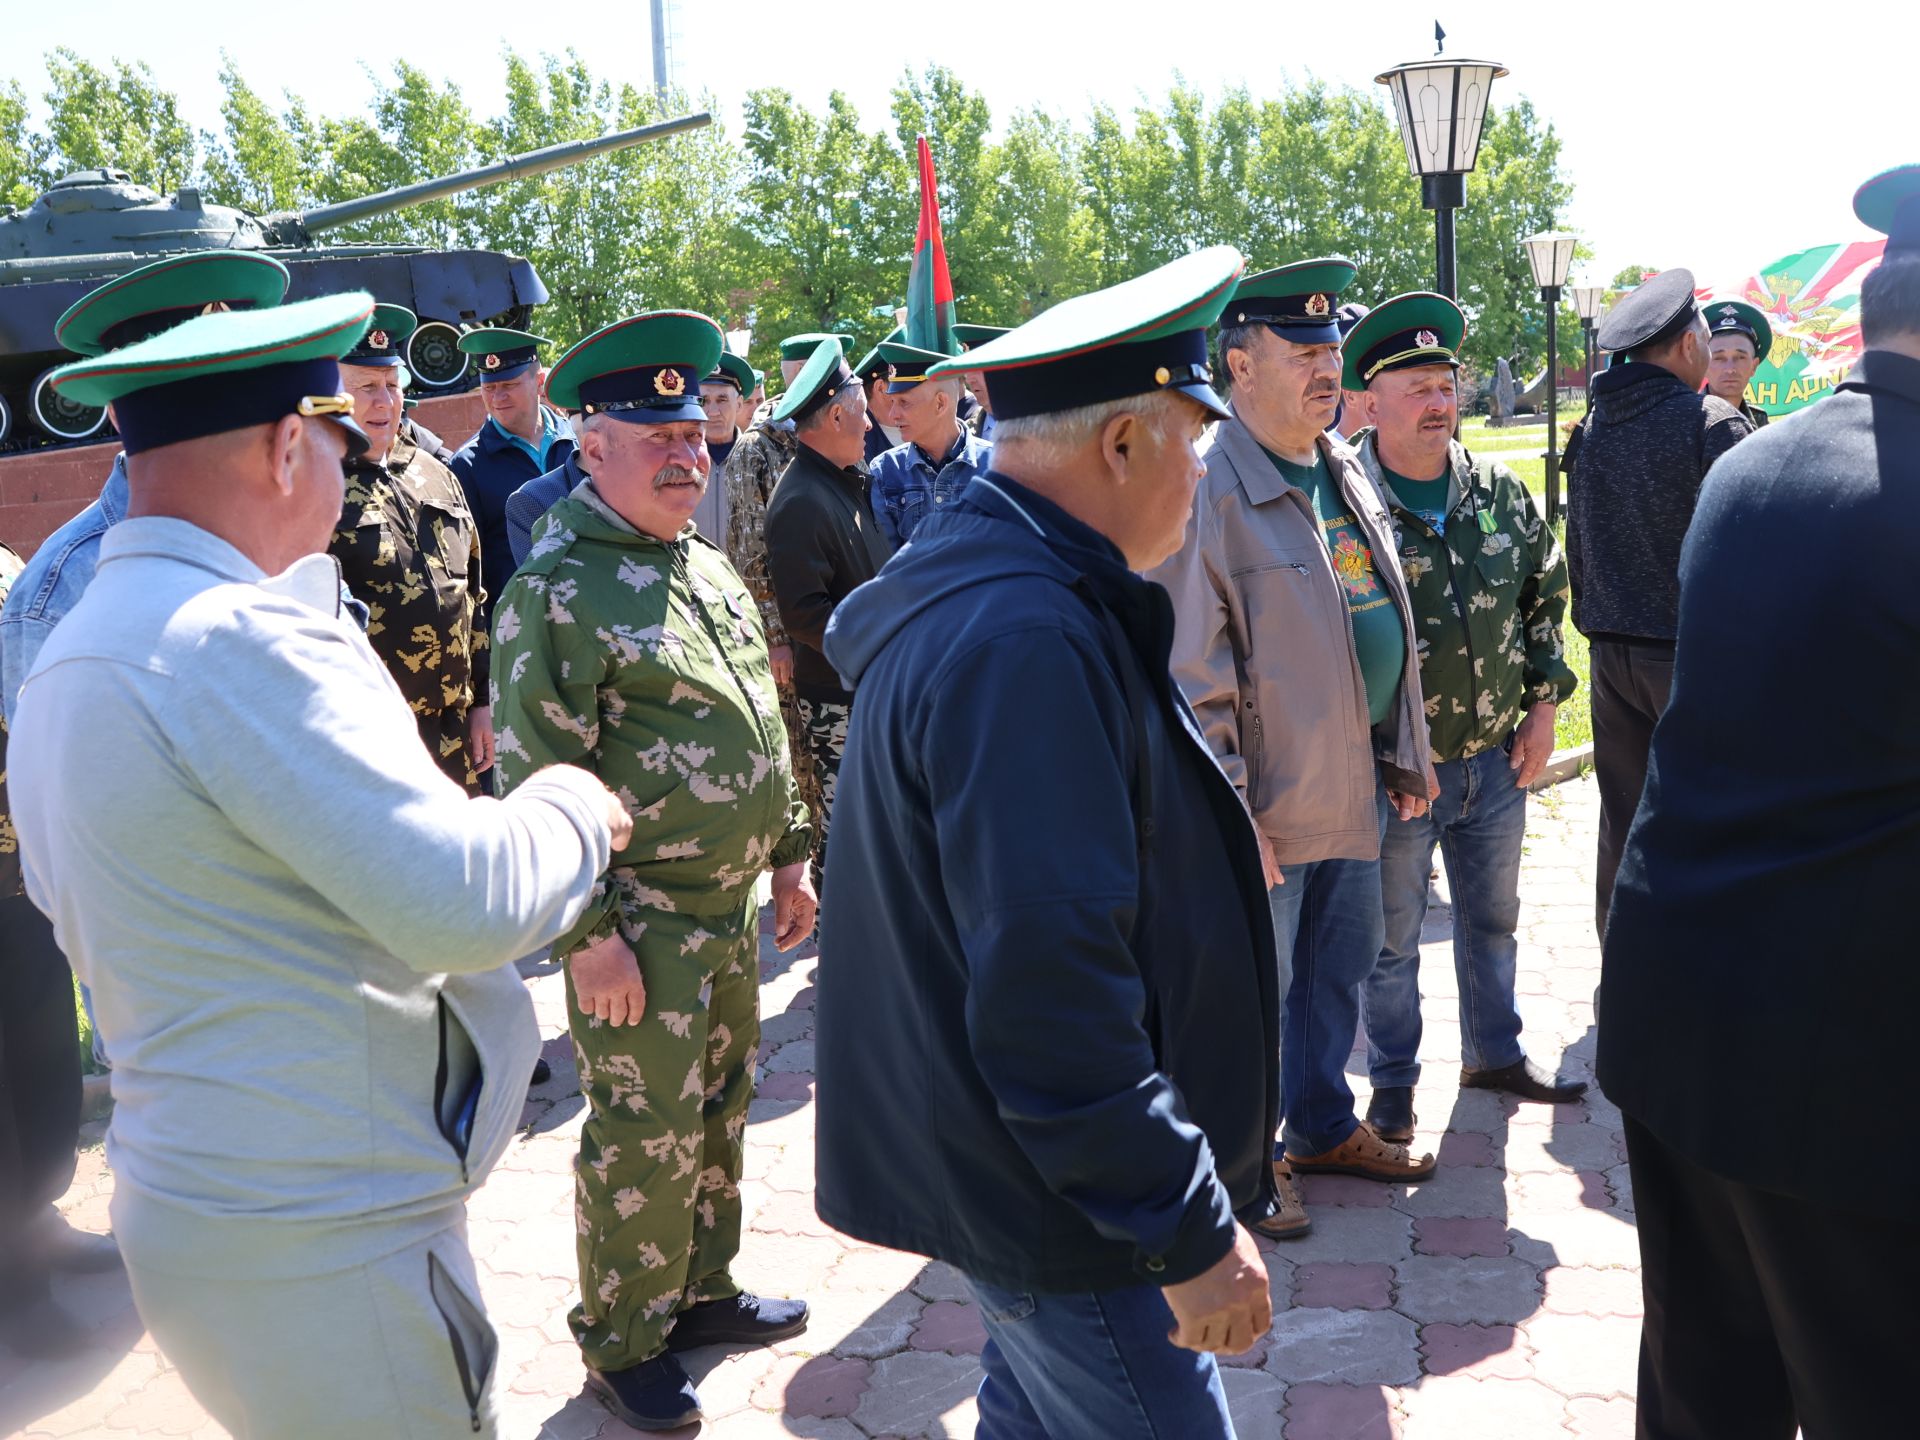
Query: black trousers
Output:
[[0, 892, 81, 1308], [1588, 639, 1674, 939], [1626, 1115, 1911, 1439]]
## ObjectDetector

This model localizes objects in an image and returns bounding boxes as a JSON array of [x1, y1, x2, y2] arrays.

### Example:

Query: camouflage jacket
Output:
[[490, 487, 811, 949], [722, 421, 799, 649], [330, 434, 488, 719], [1354, 434, 1578, 764], [0, 542, 22, 896]]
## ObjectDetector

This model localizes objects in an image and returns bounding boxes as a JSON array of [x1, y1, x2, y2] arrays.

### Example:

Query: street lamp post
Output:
[[1570, 284, 1605, 390], [1377, 57, 1509, 300], [1522, 231, 1578, 523]]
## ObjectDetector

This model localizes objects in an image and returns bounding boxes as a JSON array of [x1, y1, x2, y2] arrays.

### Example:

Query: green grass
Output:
[[74, 974, 103, 1075], [1555, 622, 1592, 753]]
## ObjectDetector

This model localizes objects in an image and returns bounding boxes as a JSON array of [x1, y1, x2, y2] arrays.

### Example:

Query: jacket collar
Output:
[[1592, 359, 1689, 397], [98, 517, 345, 617], [1215, 409, 1351, 506], [1353, 432, 1469, 516], [792, 436, 871, 491], [1838, 350, 1920, 408]]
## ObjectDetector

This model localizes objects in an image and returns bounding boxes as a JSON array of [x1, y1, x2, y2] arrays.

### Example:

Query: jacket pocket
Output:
[[427, 1248, 498, 1434], [433, 992, 484, 1182]]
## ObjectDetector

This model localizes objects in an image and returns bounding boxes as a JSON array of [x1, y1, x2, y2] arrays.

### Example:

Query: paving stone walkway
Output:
[[3, 775, 1638, 1439]]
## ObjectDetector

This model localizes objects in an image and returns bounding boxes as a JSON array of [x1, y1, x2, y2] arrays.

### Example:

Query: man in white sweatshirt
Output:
[[9, 293, 632, 1439]]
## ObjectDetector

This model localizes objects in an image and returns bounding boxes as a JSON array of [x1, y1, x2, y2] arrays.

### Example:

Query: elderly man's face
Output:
[[1129, 394, 1218, 571], [1705, 334, 1760, 407], [737, 387, 761, 431], [700, 381, 740, 443], [1367, 365, 1457, 475], [340, 363, 404, 459], [584, 418, 711, 543], [478, 365, 543, 434], [291, 414, 353, 557], [1232, 327, 1343, 439]]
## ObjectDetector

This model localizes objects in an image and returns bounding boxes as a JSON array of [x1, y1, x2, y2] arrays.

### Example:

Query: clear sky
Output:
[[5, 0, 1908, 295]]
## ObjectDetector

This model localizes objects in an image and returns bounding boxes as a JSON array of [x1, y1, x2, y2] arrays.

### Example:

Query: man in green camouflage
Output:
[[329, 305, 491, 793], [1341, 294, 1585, 1148], [491, 310, 817, 1434], [722, 333, 848, 845]]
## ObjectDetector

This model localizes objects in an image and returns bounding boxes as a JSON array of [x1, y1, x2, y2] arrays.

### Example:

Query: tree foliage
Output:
[[0, 53, 1578, 378]]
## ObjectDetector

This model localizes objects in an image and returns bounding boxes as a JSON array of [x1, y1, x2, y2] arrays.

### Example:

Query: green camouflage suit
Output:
[[490, 486, 810, 1371], [329, 435, 489, 793]]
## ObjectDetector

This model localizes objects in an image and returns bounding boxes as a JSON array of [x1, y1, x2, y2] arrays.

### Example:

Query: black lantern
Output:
[[1377, 57, 1509, 300], [1522, 230, 1577, 523]]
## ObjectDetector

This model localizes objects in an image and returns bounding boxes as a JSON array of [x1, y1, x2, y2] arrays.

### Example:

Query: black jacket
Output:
[[815, 474, 1282, 1291], [1597, 351, 1920, 1219], [764, 442, 893, 702], [1565, 361, 1750, 644]]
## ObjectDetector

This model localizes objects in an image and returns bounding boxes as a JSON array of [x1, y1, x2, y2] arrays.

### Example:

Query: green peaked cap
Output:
[[457, 326, 550, 355], [342, 303, 417, 366], [547, 310, 724, 423], [1342, 292, 1465, 391], [1854, 163, 1920, 242], [708, 351, 755, 393], [877, 337, 953, 391], [56, 251, 291, 358], [952, 323, 1011, 350], [1701, 298, 1773, 360], [852, 327, 904, 382], [770, 338, 855, 424], [1226, 257, 1359, 344], [50, 291, 374, 458], [779, 332, 851, 362], [927, 245, 1245, 421]]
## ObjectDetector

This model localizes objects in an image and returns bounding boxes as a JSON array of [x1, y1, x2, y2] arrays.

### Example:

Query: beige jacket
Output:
[[1148, 413, 1430, 864]]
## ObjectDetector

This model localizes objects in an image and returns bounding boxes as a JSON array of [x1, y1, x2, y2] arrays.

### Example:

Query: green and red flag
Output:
[[1696, 238, 1885, 416], [905, 135, 958, 356]]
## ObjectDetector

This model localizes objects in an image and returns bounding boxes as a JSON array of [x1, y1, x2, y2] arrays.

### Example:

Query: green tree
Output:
[[40, 49, 197, 192], [0, 80, 46, 210]]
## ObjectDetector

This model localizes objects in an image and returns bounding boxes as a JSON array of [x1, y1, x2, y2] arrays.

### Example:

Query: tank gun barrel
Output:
[[276, 111, 713, 239]]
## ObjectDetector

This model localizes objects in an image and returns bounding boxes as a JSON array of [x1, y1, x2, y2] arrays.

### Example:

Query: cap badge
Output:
[[368, 330, 389, 351], [654, 367, 686, 397], [1305, 293, 1331, 318], [1416, 329, 1439, 349], [483, 352, 502, 371], [1719, 305, 1739, 321]]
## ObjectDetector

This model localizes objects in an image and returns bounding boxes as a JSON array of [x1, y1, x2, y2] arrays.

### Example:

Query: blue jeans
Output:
[[964, 1276, 1234, 1440], [1269, 782, 1392, 1158], [1365, 745, 1528, 1088]]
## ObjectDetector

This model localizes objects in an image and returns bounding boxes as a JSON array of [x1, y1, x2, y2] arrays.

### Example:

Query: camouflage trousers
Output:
[[794, 697, 850, 892], [418, 707, 481, 795], [778, 688, 822, 854], [565, 887, 759, 1370]]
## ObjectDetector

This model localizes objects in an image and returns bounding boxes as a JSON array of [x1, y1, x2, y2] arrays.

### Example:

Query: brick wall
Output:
[[0, 390, 492, 560]]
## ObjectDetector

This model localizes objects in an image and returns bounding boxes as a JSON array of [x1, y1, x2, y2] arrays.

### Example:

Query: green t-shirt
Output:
[[1383, 465, 1451, 537], [1269, 448, 1406, 727]]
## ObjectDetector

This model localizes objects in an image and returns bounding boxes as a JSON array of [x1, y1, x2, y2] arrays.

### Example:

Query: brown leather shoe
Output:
[[1287, 1122, 1437, 1182], [1252, 1160, 1312, 1240]]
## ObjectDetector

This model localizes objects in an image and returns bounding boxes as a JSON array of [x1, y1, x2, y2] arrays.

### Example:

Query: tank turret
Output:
[[0, 112, 711, 444]]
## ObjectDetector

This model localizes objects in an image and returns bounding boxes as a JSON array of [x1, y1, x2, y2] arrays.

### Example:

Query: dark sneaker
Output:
[[585, 1352, 701, 1431], [665, 1293, 810, 1351], [1365, 1086, 1416, 1143], [1460, 1057, 1588, 1104]]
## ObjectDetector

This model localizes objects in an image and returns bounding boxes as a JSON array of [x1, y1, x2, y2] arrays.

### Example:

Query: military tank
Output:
[[0, 111, 711, 446]]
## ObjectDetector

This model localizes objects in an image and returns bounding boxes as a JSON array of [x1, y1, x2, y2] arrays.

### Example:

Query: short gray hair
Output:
[[992, 390, 1180, 467], [1215, 323, 1266, 395]]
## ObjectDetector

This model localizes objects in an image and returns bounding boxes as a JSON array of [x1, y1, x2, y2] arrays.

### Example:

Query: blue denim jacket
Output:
[[1, 457, 128, 726], [869, 426, 994, 548], [1, 454, 368, 726]]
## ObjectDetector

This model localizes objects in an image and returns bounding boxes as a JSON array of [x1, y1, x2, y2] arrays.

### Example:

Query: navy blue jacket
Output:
[[505, 452, 588, 570], [816, 474, 1282, 1291], [1598, 351, 1920, 1219], [449, 411, 577, 613]]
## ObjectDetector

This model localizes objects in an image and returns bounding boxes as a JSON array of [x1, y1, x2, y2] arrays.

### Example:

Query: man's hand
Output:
[[570, 932, 647, 1026], [1254, 825, 1284, 889], [1509, 704, 1558, 790], [770, 862, 818, 952], [1388, 787, 1430, 822], [467, 705, 495, 774], [769, 645, 794, 688], [1163, 1223, 1273, 1355]]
